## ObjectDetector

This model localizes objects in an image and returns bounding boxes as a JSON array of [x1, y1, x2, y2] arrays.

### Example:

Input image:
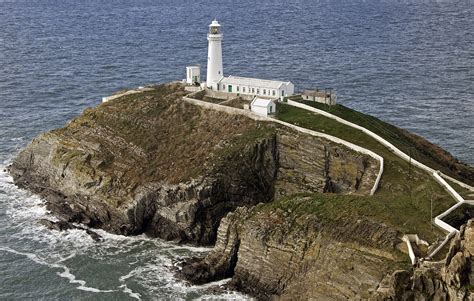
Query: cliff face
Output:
[[180, 203, 474, 300], [276, 132, 377, 196], [9, 83, 377, 245], [180, 202, 406, 300]]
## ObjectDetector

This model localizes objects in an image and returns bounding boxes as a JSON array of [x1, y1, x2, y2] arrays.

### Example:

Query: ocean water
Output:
[[0, 0, 472, 299]]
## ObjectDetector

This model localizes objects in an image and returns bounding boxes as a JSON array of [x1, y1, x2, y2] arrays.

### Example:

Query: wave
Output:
[[0, 246, 116, 294]]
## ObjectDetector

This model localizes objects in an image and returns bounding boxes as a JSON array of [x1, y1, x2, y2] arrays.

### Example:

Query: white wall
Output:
[[218, 82, 293, 99], [219, 84, 279, 98], [268, 102, 276, 114], [251, 105, 269, 117], [186, 67, 200, 85], [207, 35, 223, 88], [251, 102, 275, 116], [278, 83, 294, 98]]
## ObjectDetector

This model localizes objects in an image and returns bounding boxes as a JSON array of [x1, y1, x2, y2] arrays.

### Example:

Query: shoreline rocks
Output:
[[38, 219, 103, 242]]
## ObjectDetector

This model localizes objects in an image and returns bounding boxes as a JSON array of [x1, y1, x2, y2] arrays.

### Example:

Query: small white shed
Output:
[[251, 97, 276, 117], [186, 66, 201, 85]]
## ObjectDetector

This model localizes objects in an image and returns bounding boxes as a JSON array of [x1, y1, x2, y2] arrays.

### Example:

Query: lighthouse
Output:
[[206, 20, 223, 89]]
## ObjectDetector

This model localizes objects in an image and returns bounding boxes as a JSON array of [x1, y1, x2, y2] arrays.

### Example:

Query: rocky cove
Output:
[[8, 83, 474, 300]]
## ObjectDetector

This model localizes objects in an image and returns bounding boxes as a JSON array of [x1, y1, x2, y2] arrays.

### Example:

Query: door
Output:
[[228, 85, 233, 93]]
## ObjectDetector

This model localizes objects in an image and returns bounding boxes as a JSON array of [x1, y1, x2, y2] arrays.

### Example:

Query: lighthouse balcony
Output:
[[207, 34, 223, 41]]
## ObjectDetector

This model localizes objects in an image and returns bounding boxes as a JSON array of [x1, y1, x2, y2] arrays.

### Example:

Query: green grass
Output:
[[276, 103, 456, 241], [294, 100, 474, 186], [256, 193, 441, 240]]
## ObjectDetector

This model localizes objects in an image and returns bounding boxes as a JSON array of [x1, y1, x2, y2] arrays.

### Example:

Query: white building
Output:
[[202, 20, 294, 100], [216, 75, 294, 100], [251, 97, 276, 117], [186, 66, 201, 85], [206, 20, 224, 89]]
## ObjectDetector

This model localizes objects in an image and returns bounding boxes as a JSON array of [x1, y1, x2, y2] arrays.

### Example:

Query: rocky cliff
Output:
[[373, 219, 474, 300], [8, 83, 377, 245], [179, 197, 408, 300], [180, 201, 474, 300]]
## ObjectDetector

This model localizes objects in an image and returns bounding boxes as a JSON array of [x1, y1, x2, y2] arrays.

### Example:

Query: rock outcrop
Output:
[[179, 201, 406, 300], [373, 219, 474, 300], [8, 83, 378, 246]]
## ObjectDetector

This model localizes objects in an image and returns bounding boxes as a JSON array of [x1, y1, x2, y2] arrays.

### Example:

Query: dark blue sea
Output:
[[0, 0, 472, 299]]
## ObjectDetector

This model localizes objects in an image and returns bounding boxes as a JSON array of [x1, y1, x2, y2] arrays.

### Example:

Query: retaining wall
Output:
[[102, 88, 153, 103]]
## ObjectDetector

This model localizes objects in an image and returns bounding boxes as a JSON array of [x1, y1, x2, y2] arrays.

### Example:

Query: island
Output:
[[7, 20, 474, 300]]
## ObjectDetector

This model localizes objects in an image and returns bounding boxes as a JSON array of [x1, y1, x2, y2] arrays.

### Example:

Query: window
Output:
[[263, 89, 266, 95], [237, 86, 240, 92], [281, 90, 285, 96], [243, 87, 246, 93], [252, 88, 255, 93], [272, 90, 276, 96], [257, 89, 260, 94], [222, 85, 225, 90]]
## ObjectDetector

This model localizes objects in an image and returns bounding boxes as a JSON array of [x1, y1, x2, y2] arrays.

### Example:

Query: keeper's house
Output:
[[302, 89, 337, 105], [215, 76, 294, 100]]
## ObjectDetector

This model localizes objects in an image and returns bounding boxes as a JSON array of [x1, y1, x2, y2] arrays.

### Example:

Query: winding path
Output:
[[285, 100, 474, 261]]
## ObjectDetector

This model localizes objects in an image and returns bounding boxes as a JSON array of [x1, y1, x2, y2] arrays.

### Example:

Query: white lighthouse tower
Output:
[[206, 20, 223, 89]]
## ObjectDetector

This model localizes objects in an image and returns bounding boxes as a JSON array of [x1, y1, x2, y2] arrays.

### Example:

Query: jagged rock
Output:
[[372, 220, 474, 301], [39, 219, 74, 231], [179, 205, 403, 300], [38, 219, 103, 242], [84, 229, 103, 242]]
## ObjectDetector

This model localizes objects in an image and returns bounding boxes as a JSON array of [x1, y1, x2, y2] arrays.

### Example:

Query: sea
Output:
[[0, 0, 472, 299]]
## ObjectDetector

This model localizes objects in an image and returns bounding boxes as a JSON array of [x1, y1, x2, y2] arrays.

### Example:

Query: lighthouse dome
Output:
[[210, 20, 221, 27]]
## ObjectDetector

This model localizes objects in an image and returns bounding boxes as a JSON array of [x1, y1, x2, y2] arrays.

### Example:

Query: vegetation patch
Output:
[[53, 84, 273, 187], [276, 103, 457, 241], [295, 100, 474, 185]]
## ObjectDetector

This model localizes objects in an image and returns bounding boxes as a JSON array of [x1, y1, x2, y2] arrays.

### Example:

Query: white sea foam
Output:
[[54, 265, 116, 293], [118, 284, 141, 300], [0, 246, 115, 294]]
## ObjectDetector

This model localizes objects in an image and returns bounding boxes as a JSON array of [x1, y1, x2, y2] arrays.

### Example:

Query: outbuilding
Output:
[[186, 66, 201, 85], [302, 89, 337, 105], [251, 97, 276, 117], [217, 76, 294, 100]]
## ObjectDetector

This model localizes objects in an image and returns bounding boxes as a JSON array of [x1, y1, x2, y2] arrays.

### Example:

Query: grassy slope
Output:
[[53, 84, 274, 187], [276, 103, 457, 241], [296, 100, 474, 186]]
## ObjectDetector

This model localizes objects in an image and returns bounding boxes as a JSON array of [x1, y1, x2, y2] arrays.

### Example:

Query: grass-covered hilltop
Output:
[[9, 82, 474, 300]]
